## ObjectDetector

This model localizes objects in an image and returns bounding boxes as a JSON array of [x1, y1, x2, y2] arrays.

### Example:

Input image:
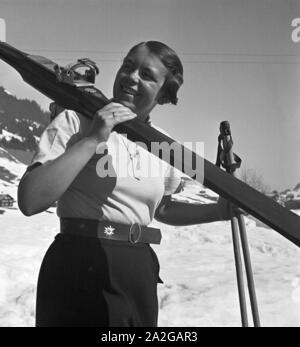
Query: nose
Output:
[[126, 69, 139, 84]]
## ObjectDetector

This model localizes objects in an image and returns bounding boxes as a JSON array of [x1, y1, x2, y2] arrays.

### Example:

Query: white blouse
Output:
[[30, 110, 182, 225]]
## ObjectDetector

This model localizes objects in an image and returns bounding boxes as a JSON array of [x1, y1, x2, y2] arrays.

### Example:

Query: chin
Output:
[[114, 96, 136, 111]]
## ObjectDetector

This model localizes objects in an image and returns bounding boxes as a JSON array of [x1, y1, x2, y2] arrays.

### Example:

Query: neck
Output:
[[136, 113, 151, 124]]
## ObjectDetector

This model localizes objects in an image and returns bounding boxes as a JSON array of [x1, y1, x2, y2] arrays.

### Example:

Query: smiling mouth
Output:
[[121, 85, 138, 96]]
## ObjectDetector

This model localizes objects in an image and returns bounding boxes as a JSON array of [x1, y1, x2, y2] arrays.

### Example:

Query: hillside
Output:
[[0, 147, 26, 200], [0, 86, 49, 154]]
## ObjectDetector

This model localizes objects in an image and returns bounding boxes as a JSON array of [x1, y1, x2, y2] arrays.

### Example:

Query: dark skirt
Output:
[[36, 233, 163, 327]]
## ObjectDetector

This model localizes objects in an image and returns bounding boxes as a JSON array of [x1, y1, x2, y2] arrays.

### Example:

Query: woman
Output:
[[18, 41, 229, 327]]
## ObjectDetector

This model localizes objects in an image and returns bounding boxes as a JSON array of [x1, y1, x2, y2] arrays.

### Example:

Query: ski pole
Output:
[[219, 121, 261, 327], [236, 212, 261, 327], [229, 211, 249, 327]]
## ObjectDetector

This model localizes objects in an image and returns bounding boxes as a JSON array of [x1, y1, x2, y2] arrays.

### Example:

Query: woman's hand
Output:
[[86, 102, 137, 143], [217, 197, 231, 220], [217, 197, 248, 221]]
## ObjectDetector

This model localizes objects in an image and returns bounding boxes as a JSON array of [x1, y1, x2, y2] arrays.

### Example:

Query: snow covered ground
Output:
[[0, 205, 299, 327], [153, 218, 300, 327], [0, 149, 299, 327]]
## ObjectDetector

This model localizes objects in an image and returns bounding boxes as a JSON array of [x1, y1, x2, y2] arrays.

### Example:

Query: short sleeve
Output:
[[30, 110, 80, 165]]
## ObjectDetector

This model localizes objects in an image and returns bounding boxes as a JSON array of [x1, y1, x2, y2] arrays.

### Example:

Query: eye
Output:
[[141, 70, 154, 80], [121, 61, 134, 71]]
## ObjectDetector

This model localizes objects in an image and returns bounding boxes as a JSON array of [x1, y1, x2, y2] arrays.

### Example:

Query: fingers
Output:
[[49, 102, 65, 118], [88, 103, 137, 143], [232, 206, 248, 216], [95, 103, 137, 125], [112, 110, 137, 125], [217, 197, 231, 220], [93, 110, 136, 124], [217, 196, 248, 220], [97, 102, 131, 114]]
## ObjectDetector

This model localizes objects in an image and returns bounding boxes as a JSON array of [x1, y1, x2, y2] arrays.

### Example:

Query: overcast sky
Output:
[[0, 0, 299, 191]]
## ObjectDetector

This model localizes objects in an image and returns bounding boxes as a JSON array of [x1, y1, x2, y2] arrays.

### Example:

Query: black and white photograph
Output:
[[0, 0, 299, 329]]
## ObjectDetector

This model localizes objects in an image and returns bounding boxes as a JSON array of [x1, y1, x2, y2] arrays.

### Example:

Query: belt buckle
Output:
[[129, 223, 142, 244]]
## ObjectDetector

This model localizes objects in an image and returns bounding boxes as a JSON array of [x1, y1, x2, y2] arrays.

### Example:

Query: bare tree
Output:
[[239, 168, 270, 194]]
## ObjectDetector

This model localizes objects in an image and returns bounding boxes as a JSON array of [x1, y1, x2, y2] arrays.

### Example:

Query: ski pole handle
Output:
[[219, 121, 241, 175]]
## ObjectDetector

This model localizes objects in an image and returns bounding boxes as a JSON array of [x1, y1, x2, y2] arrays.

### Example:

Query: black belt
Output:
[[60, 218, 162, 245]]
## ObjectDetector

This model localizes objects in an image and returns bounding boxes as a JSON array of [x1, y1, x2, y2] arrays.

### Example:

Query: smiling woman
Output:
[[17, 40, 227, 327], [17, 40, 186, 327], [113, 41, 184, 121], [113, 46, 168, 121]]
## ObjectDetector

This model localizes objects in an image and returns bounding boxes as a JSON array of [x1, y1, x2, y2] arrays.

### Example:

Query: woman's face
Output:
[[113, 45, 169, 121]]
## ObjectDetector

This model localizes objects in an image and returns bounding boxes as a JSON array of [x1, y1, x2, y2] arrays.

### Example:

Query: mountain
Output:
[[293, 183, 300, 193], [0, 86, 49, 156]]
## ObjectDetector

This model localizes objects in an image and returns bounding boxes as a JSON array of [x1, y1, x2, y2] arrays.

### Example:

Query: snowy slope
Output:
[[0, 151, 299, 327], [0, 207, 299, 327], [152, 219, 300, 327], [0, 147, 26, 178], [0, 147, 26, 200]]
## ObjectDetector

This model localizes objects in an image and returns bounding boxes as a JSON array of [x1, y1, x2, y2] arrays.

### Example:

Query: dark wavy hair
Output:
[[125, 41, 184, 105]]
